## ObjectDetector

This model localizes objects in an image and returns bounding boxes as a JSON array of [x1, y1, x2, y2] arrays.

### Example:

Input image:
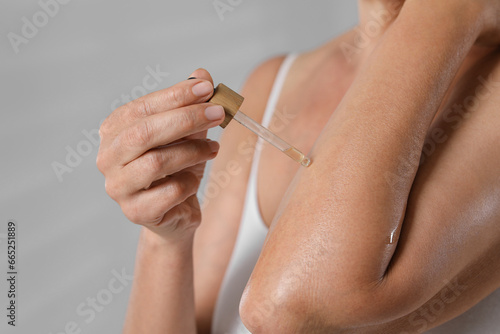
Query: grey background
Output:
[[0, 1, 498, 333]]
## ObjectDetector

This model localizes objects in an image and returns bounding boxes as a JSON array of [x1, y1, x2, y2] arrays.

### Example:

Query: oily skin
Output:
[[243, 0, 500, 333], [97, 0, 500, 333]]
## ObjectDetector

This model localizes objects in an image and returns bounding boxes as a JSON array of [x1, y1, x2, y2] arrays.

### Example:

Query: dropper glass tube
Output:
[[209, 83, 311, 167], [233, 111, 311, 167]]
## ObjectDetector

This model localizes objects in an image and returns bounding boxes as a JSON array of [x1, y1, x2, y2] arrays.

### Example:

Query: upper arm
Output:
[[192, 55, 286, 333]]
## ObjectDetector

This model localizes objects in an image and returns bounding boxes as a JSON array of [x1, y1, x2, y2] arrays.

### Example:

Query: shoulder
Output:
[[239, 55, 288, 123]]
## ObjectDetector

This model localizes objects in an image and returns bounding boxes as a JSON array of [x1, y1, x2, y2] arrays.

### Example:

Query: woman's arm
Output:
[[240, 1, 499, 332], [97, 69, 226, 333], [102, 59, 285, 333], [124, 226, 198, 333]]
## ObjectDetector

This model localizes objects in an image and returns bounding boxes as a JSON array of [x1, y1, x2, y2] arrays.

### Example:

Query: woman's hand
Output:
[[97, 69, 225, 240]]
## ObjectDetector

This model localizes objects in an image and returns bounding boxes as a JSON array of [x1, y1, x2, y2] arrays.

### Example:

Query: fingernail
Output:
[[205, 105, 225, 121], [207, 140, 219, 153], [192, 81, 213, 97], [187, 77, 197, 80]]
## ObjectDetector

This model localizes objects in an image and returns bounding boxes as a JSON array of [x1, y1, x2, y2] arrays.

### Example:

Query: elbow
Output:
[[239, 278, 415, 333], [239, 284, 312, 334]]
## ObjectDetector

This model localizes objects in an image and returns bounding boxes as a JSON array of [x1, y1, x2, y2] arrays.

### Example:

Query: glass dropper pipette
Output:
[[209, 84, 311, 167], [232, 110, 311, 167]]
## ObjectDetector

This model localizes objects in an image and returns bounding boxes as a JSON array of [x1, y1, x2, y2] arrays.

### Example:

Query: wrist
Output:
[[139, 225, 196, 252]]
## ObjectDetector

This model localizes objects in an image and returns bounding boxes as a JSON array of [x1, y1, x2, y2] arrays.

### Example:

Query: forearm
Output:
[[242, 1, 484, 331], [124, 227, 197, 334]]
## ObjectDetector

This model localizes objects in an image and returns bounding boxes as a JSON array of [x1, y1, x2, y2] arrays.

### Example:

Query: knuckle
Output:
[[188, 207, 202, 225], [132, 98, 153, 117], [170, 172, 198, 200], [96, 151, 106, 172], [147, 206, 167, 226], [176, 107, 199, 131], [123, 200, 143, 225], [99, 119, 111, 139], [104, 178, 120, 200], [168, 178, 189, 200], [126, 121, 154, 147], [123, 198, 163, 226], [96, 147, 116, 174], [168, 85, 187, 105], [100, 106, 126, 136], [182, 196, 202, 224], [144, 150, 165, 175]]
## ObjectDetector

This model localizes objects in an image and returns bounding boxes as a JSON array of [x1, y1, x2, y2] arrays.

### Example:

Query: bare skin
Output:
[[97, 0, 500, 333]]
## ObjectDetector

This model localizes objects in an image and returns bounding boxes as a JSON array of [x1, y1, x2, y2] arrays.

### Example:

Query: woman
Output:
[[97, 0, 500, 332]]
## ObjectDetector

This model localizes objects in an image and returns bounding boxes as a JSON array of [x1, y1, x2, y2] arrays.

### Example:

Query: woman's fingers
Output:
[[99, 70, 215, 140], [107, 103, 224, 166], [120, 171, 201, 225], [109, 139, 219, 196], [189, 68, 214, 84], [132, 76, 215, 116], [97, 69, 220, 234]]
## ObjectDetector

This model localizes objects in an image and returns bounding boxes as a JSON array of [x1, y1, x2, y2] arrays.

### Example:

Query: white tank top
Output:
[[211, 53, 298, 334], [210, 53, 500, 333]]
